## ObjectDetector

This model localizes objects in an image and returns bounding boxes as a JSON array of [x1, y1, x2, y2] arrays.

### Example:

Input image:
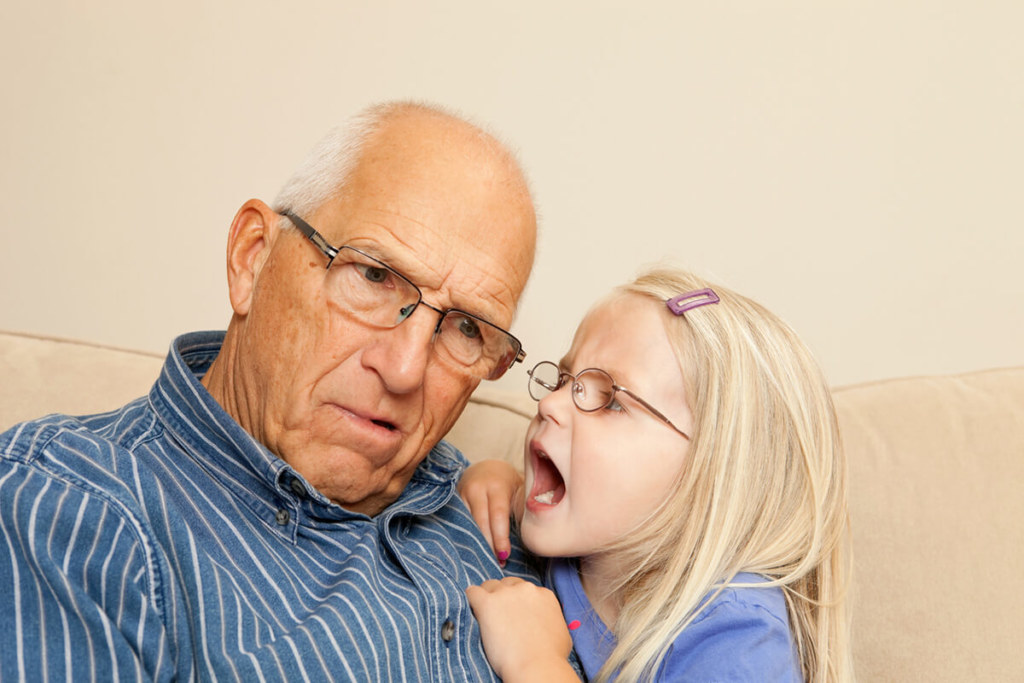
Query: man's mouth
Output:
[[330, 403, 401, 437], [528, 443, 565, 507]]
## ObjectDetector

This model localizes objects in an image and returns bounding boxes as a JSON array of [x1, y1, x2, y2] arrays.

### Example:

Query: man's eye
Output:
[[457, 317, 481, 339], [360, 265, 391, 284]]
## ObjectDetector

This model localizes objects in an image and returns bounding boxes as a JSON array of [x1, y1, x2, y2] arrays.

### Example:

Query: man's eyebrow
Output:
[[347, 242, 400, 267], [356, 243, 507, 326], [344, 243, 424, 287]]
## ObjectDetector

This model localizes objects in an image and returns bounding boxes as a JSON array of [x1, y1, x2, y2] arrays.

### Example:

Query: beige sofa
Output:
[[2, 330, 1022, 682]]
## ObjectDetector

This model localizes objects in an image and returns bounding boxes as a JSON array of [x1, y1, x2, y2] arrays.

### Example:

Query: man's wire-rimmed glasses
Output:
[[527, 360, 690, 439], [281, 210, 526, 381]]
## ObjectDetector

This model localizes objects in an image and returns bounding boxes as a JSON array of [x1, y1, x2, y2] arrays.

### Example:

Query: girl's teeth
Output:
[[534, 490, 555, 504]]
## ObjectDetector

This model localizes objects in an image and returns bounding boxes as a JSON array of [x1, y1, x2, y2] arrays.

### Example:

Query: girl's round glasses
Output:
[[527, 361, 690, 439]]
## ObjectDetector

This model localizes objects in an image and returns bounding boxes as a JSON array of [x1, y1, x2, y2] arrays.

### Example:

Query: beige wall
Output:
[[1, 1, 1021, 392]]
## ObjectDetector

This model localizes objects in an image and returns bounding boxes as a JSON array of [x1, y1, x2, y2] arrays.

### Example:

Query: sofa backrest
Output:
[[2, 330, 1022, 681], [833, 368, 1024, 681], [0, 331, 166, 426]]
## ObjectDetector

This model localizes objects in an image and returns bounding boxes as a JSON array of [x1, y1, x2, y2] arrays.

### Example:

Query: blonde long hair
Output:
[[597, 268, 853, 682]]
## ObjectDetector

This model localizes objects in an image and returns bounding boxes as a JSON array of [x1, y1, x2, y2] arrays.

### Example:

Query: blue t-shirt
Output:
[[549, 558, 802, 681]]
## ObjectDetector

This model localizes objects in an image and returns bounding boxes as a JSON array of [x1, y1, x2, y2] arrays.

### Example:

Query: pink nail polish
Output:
[[497, 550, 509, 561]]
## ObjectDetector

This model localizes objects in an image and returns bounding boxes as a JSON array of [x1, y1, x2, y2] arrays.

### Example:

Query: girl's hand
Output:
[[458, 459, 524, 566], [465, 578, 577, 682]]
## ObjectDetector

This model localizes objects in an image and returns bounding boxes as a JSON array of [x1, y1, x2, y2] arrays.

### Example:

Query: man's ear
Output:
[[225, 199, 280, 316]]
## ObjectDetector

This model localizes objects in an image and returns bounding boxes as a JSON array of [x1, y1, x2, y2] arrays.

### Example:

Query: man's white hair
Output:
[[272, 100, 525, 221]]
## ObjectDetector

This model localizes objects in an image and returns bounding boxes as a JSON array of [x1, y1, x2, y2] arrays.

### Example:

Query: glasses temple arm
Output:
[[281, 210, 339, 262], [617, 387, 691, 440]]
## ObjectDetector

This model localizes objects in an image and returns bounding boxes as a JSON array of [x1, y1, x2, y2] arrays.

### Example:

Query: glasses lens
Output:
[[573, 369, 615, 412], [436, 311, 520, 380], [327, 246, 522, 380], [327, 248, 421, 327], [528, 361, 562, 401]]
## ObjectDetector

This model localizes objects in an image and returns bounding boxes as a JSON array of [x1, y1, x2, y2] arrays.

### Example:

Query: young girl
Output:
[[462, 268, 853, 682]]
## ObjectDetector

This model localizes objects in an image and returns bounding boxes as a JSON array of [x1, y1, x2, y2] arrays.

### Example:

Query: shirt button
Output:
[[441, 619, 455, 642], [289, 478, 306, 497], [275, 508, 290, 526]]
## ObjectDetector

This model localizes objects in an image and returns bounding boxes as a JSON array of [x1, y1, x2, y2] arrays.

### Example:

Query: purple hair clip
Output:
[[666, 288, 720, 316]]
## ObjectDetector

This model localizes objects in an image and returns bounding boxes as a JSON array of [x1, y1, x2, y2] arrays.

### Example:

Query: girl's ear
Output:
[[225, 199, 280, 316]]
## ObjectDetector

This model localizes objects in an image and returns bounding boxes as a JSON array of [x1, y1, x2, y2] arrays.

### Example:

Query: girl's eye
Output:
[[604, 397, 626, 413]]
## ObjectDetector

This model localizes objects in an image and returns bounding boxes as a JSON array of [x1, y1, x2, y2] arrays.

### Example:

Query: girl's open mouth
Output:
[[528, 443, 565, 507]]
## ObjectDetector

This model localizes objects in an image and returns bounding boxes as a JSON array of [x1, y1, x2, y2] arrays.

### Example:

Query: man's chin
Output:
[[305, 446, 427, 514]]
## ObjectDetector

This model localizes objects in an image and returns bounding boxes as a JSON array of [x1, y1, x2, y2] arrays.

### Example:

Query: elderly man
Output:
[[0, 102, 539, 680]]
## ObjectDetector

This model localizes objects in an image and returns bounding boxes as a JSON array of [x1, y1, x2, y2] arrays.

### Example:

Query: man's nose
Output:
[[362, 305, 440, 394]]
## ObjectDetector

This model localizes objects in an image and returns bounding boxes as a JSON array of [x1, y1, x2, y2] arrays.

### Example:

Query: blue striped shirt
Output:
[[0, 331, 539, 682]]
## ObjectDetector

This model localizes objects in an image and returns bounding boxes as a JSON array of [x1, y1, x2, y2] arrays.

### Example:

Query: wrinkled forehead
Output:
[[310, 133, 536, 326]]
